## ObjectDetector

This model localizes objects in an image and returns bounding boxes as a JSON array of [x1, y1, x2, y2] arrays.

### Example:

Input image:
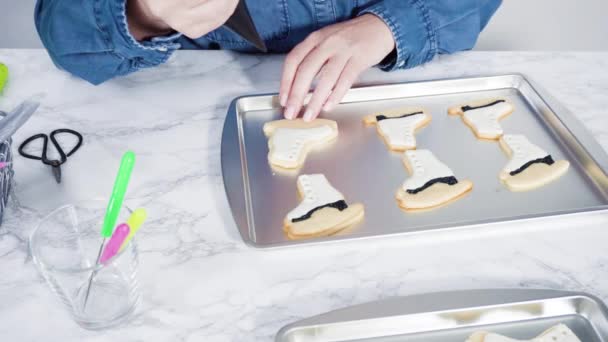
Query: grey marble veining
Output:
[[0, 50, 607, 341]]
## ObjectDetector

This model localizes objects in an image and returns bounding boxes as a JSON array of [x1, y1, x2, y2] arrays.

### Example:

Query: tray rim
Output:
[[274, 288, 608, 341], [220, 74, 608, 249]]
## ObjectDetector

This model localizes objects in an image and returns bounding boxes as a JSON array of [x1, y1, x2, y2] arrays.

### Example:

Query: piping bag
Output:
[[223, 0, 267, 52]]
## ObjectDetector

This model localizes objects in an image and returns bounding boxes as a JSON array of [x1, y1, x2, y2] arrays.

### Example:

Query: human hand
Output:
[[279, 14, 395, 121], [127, 0, 239, 41]]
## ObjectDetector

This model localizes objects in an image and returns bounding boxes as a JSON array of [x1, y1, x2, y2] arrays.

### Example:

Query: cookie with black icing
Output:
[[363, 108, 431, 151], [396, 149, 473, 210], [284, 174, 364, 239], [499, 134, 569, 191], [448, 99, 514, 140]]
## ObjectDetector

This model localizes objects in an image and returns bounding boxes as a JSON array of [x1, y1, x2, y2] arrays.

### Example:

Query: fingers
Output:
[[302, 56, 350, 121], [323, 60, 362, 112], [279, 31, 325, 110], [283, 44, 338, 120]]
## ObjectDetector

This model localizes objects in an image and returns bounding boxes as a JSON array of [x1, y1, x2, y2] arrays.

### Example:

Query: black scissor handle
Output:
[[18, 133, 48, 161], [50, 128, 83, 159], [18, 129, 83, 166]]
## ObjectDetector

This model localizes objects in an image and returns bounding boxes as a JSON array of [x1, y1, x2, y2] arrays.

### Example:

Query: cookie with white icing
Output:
[[284, 174, 364, 239], [499, 134, 569, 192], [396, 150, 473, 210], [263, 119, 338, 169], [448, 99, 514, 139], [466, 324, 581, 342], [363, 108, 431, 151]]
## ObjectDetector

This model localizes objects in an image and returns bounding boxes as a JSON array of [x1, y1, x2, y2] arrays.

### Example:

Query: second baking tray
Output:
[[275, 289, 608, 341], [221, 74, 608, 247]]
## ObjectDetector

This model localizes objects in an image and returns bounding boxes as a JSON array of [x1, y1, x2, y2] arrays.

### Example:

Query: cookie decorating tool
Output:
[[224, 0, 267, 52], [83, 151, 136, 308], [99, 223, 130, 264], [119, 208, 147, 252]]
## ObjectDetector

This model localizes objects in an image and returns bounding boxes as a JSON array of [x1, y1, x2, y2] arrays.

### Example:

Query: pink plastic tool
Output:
[[99, 223, 130, 264]]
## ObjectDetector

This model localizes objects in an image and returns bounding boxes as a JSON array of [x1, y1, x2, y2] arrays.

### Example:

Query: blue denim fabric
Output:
[[35, 0, 501, 85]]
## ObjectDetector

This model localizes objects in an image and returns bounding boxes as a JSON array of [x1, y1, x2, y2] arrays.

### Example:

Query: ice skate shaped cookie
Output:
[[396, 150, 472, 210], [284, 174, 364, 239], [363, 108, 431, 151], [263, 119, 338, 169], [466, 324, 581, 342], [448, 99, 514, 139], [499, 134, 569, 192]]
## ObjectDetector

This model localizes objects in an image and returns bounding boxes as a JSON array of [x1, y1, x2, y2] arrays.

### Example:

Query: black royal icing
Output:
[[510, 155, 555, 176], [291, 200, 348, 223], [461, 99, 505, 112], [376, 111, 423, 121], [407, 176, 459, 195]]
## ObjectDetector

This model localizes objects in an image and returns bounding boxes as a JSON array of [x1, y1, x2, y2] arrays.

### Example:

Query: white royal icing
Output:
[[402, 150, 455, 192], [269, 125, 334, 163], [463, 101, 512, 137], [501, 134, 550, 174], [480, 324, 580, 342], [376, 112, 428, 149], [287, 174, 344, 221]]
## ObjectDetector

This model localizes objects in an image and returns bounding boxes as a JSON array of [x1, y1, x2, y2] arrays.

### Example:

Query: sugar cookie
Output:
[[284, 174, 364, 239], [448, 99, 514, 139], [363, 108, 431, 151], [396, 150, 472, 210], [263, 119, 338, 169], [466, 324, 581, 342], [499, 134, 569, 192]]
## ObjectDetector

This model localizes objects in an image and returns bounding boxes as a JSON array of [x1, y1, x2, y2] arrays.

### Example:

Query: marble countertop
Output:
[[0, 50, 607, 341]]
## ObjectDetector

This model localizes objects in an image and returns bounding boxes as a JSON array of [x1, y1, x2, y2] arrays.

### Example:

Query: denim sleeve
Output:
[[35, 0, 182, 85], [358, 0, 502, 71]]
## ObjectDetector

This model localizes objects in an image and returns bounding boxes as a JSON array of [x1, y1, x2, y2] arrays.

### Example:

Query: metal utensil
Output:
[[221, 74, 608, 248], [18, 128, 84, 183], [276, 289, 608, 341], [82, 151, 136, 308]]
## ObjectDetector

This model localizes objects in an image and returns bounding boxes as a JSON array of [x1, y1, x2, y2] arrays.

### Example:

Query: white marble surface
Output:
[[0, 50, 607, 341]]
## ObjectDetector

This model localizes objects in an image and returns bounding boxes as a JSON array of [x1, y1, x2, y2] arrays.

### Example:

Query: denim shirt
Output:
[[35, 0, 501, 85]]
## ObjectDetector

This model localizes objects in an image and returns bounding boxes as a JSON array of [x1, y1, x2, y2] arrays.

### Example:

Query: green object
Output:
[[101, 151, 136, 237], [0, 63, 8, 94]]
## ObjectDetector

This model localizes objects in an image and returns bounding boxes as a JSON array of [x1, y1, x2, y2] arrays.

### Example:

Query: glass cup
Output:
[[29, 199, 140, 330]]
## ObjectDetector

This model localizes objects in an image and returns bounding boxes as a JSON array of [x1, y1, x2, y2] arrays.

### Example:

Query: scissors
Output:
[[18, 129, 83, 183]]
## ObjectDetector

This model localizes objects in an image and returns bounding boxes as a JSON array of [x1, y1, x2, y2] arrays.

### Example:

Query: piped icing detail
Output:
[[291, 200, 347, 223], [461, 99, 505, 112], [269, 125, 333, 164], [501, 134, 553, 175], [287, 174, 346, 222], [461, 100, 513, 137], [375, 111, 428, 149], [402, 150, 458, 193], [376, 111, 423, 121]]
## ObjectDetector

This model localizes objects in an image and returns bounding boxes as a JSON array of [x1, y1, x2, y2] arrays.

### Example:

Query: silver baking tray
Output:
[[221, 74, 608, 248], [275, 289, 608, 341]]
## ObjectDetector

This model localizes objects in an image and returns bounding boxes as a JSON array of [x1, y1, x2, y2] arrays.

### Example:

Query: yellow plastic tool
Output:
[[120, 208, 148, 251]]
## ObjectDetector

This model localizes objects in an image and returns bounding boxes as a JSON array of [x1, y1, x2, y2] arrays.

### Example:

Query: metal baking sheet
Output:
[[221, 74, 608, 248], [275, 289, 608, 341]]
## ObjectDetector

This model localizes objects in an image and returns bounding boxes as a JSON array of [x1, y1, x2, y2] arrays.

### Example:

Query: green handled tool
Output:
[[101, 151, 136, 237], [0, 63, 8, 94], [83, 151, 136, 308]]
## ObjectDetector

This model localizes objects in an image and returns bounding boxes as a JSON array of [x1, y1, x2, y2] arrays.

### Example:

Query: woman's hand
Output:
[[279, 14, 395, 121], [127, 0, 239, 41]]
